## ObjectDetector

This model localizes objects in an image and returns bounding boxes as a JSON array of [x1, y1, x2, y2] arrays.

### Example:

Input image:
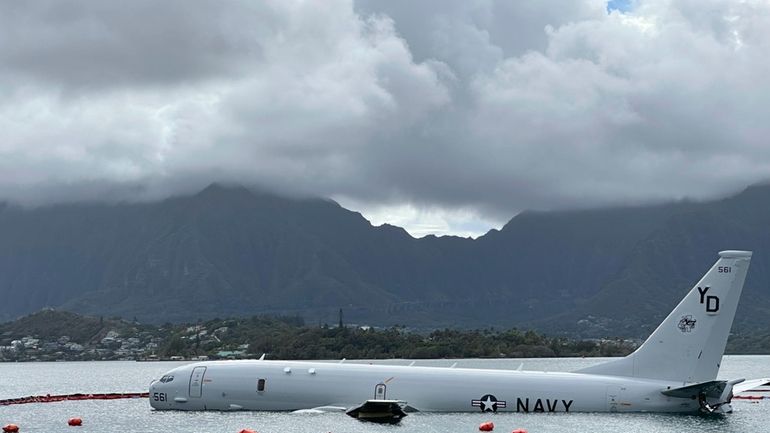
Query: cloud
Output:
[[0, 0, 269, 88], [2, 0, 770, 236]]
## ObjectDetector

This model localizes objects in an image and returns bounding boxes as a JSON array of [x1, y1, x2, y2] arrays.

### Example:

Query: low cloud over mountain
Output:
[[3, 1, 770, 235]]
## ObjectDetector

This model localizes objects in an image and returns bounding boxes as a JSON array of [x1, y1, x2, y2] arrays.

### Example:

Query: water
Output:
[[1, 356, 768, 433]]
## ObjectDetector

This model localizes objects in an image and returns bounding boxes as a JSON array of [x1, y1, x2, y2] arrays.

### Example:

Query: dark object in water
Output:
[[345, 399, 408, 424]]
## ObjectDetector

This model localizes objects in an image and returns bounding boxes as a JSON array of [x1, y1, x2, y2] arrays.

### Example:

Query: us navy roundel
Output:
[[471, 394, 507, 412]]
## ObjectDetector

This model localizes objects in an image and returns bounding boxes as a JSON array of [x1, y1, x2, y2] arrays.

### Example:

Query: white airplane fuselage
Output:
[[149, 250, 754, 415], [149, 359, 700, 413]]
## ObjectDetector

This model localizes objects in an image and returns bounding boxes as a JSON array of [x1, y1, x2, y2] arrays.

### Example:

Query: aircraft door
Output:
[[606, 386, 624, 412], [374, 383, 387, 400], [189, 366, 207, 398]]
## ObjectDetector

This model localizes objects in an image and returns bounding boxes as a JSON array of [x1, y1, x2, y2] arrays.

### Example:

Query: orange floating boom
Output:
[[0, 392, 149, 406]]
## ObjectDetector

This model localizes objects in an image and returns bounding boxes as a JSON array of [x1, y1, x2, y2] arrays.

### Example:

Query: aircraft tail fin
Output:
[[577, 250, 752, 384]]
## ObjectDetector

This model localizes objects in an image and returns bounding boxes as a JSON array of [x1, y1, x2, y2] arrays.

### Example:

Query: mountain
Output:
[[1, 183, 769, 338]]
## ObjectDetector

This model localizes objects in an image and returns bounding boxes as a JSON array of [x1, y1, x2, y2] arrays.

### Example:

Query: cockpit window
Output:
[[160, 375, 175, 383]]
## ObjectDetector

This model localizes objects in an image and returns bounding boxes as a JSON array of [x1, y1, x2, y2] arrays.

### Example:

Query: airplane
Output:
[[149, 250, 759, 420]]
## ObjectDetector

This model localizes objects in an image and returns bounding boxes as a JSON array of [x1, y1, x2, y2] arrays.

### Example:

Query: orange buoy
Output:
[[2, 424, 19, 433], [512, 429, 528, 433], [479, 421, 494, 431], [67, 418, 83, 426], [238, 430, 257, 433]]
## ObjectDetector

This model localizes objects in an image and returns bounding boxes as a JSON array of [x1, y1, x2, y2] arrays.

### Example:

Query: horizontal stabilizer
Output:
[[661, 380, 732, 399], [733, 378, 770, 394], [663, 378, 745, 413]]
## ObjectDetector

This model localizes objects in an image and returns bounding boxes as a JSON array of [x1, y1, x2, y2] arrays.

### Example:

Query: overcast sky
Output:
[[2, 0, 770, 237]]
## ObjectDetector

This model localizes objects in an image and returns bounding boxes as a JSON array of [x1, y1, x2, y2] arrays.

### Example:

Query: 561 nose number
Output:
[[153, 392, 167, 402]]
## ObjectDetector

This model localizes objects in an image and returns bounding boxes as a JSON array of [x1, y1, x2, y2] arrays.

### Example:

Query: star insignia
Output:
[[471, 394, 507, 412]]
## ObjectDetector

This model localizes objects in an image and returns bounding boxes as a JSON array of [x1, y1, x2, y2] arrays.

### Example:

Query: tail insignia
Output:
[[697, 286, 720, 314], [677, 315, 697, 333]]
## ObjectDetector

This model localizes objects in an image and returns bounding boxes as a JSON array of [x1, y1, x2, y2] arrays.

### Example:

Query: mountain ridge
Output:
[[1, 183, 769, 338]]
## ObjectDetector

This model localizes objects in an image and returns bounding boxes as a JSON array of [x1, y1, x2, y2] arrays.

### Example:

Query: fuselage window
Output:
[[257, 378, 266, 392]]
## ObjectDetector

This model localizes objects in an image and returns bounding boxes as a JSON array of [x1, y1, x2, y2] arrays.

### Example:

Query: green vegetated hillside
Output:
[[0, 309, 134, 345], [3, 310, 767, 360], [0, 310, 636, 361], [1, 183, 769, 339]]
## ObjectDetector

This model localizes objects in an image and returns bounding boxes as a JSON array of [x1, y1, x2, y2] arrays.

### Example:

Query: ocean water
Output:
[[1, 356, 768, 433]]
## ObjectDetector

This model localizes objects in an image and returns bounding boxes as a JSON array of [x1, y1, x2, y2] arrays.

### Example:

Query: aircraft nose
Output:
[[149, 373, 176, 408], [149, 380, 161, 408]]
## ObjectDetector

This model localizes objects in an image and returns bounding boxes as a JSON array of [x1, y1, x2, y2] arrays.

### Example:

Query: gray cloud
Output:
[[0, 0, 270, 89], [2, 0, 770, 235]]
